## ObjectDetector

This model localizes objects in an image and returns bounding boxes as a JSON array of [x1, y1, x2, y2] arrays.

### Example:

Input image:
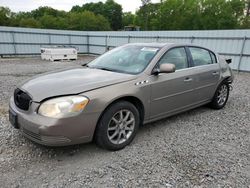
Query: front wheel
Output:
[[210, 82, 230, 109], [95, 101, 140, 151]]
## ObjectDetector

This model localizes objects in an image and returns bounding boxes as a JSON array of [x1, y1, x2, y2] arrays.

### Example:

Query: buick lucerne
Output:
[[9, 43, 234, 150]]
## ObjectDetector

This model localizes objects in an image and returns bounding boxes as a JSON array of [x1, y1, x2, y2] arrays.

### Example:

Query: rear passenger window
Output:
[[158, 47, 188, 70], [189, 47, 213, 66]]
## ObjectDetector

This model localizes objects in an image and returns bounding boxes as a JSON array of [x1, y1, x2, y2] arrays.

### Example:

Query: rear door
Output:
[[187, 47, 220, 102], [149, 47, 197, 119]]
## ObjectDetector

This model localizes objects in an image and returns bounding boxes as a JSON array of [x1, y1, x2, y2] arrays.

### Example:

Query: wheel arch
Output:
[[219, 76, 233, 86], [213, 76, 232, 96], [102, 96, 144, 124], [93, 96, 145, 139]]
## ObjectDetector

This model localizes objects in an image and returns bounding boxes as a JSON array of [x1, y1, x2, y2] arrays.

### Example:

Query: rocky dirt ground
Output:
[[0, 56, 249, 188]]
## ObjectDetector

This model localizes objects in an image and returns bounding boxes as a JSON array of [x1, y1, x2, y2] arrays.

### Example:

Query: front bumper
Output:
[[9, 97, 100, 146]]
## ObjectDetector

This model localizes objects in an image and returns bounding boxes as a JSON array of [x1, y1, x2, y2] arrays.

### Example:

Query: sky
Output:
[[0, 0, 160, 13]]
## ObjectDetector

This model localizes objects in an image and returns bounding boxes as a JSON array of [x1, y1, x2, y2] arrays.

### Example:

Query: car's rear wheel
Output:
[[95, 101, 140, 150], [210, 82, 229, 109]]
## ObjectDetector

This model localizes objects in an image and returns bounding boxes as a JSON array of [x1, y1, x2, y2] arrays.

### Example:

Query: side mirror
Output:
[[153, 63, 176, 75], [225, 58, 232, 64]]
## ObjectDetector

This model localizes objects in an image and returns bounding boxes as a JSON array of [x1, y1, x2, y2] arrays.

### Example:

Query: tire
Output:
[[210, 82, 230, 109], [95, 101, 140, 151]]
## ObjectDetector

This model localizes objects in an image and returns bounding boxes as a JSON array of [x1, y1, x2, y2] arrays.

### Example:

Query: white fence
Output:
[[0, 26, 249, 71]]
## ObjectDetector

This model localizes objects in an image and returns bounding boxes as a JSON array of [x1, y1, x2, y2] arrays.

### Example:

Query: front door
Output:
[[149, 47, 196, 119]]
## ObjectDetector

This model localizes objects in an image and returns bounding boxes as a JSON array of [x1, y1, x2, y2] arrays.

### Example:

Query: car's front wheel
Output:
[[95, 101, 140, 150], [210, 82, 230, 109]]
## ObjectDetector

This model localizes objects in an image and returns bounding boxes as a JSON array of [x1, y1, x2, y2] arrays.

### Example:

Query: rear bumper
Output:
[[9, 97, 100, 146]]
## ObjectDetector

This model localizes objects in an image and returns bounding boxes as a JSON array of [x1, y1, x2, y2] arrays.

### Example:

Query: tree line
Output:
[[0, 0, 249, 31]]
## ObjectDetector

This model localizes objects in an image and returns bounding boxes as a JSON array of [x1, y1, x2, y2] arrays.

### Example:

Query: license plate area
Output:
[[9, 109, 19, 129]]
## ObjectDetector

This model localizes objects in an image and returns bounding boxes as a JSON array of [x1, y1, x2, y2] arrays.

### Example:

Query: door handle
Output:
[[212, 71, 219, 75], [184, 77, 193, 82]]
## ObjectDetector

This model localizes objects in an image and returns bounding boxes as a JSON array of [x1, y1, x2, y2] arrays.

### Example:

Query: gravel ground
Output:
[[0, 56, 249, 188]]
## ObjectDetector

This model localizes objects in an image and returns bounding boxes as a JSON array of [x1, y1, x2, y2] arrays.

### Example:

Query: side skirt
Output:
[[143, 99, 211, 125]]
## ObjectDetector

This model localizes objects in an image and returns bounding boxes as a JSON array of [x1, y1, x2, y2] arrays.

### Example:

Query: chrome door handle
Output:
[[184, 77, 193, 82]]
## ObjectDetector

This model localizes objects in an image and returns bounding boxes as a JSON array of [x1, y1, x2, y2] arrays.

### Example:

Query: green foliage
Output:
[[71, 0, 122, 30], [72, 2, 105, 15], [122, 12, 135, 26], [19, 18, 41, 28], [198, 0, 241, 29], [0, 5, 110, 31], [68, 11, 111, 31], [39, 15, 59, 29], [103, 0, 122, 30], [159, 0, 202, 30], [0, 7, 12, 26], [0, 0, 249, 30], [136, 0, 247, 30], [31, 6, 66, 18], [135, 3, 160, 30]]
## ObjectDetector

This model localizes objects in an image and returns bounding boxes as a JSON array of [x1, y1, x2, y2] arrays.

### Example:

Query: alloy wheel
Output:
[[107, 109, 135, 145], [217, 84, 228, 106]]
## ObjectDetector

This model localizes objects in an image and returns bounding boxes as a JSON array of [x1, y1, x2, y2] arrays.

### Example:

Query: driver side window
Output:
[[158, 47, 188, 70]]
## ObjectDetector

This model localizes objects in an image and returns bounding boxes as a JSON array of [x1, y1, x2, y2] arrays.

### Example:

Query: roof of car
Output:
[[126, 42, 174, 48], [126, 42, 216, 54]]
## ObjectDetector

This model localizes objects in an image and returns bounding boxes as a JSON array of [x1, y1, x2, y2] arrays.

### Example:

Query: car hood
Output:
[[20, 68, 137, 102]]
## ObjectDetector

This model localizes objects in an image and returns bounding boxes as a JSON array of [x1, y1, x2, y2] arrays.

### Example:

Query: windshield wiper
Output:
[[82, 63, 89, 67], [87, 66, 123, 73], [97, 67, 115, 72]]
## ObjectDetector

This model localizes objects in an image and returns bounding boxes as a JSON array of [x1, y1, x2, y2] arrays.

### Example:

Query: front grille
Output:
[[14, 88, 32, 111]]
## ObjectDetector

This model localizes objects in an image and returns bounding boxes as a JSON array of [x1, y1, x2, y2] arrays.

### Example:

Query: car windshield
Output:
[[88, 45, 160, 74]]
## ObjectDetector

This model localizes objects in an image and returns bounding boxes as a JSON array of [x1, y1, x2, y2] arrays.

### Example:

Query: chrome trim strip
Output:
[[153, 89, 194, 101]]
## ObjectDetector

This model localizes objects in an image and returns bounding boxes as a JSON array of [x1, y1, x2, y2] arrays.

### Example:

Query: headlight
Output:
[[38, 96, 89, 118]]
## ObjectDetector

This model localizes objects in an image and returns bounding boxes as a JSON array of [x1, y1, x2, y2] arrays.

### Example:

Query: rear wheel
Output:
[[210, 82, 229, 109], [95, 101, 140, 150]]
